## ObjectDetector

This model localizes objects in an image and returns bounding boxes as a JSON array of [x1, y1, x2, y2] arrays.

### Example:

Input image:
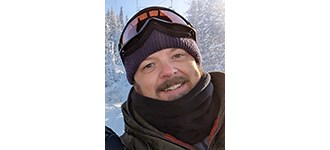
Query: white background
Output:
[[1, 0, 330, 149]]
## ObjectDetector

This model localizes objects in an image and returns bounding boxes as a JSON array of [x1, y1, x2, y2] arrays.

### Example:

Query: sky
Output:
[[106, 0, 191, 19]]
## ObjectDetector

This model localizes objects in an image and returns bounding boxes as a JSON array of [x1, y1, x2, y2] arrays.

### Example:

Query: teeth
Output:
[[165, 83, 182, 92]]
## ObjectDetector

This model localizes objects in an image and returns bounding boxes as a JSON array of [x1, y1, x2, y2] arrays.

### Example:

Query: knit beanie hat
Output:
[[123, 30, 202, 85]]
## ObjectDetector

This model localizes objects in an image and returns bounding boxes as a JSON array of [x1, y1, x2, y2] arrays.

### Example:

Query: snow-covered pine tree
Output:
[[119, 7, 124, 29], [186, 0, 225, 72], [105, 8, 131, 103], [105, 8, 117, 88], [203, 0, 225, 71], [186, 0, 205, 48]]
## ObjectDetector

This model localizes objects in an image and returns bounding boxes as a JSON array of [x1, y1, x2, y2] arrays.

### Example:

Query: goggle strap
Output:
[[121, 19, 194, 58]]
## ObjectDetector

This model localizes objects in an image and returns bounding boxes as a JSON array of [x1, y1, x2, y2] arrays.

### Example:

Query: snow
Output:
[[105, 100, 126, 135]]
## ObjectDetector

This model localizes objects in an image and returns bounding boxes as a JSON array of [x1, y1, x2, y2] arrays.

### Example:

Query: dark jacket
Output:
[[120, 72, 225, 150], [105, 126, 124, 150]]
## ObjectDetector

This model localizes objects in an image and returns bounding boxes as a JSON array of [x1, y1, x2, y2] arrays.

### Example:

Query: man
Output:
[[118, 6, 225, 150]]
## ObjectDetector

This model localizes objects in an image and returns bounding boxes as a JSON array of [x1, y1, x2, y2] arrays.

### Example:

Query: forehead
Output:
[[144, 48, 187, 60]]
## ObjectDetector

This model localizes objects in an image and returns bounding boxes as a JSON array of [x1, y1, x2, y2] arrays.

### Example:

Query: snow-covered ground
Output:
[[105, 100, 125, 135], [105, 79, 130, 136]]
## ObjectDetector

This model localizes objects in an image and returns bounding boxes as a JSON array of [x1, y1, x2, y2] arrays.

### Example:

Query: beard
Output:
[[134, 76, 190, 101]]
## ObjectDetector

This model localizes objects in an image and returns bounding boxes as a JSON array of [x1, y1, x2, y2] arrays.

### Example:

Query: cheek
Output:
[[187, 63, 202, 82], [134, 74, 158, 93]]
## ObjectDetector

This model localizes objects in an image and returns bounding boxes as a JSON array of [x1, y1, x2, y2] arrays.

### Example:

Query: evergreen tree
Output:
[[119, 7, 124, 29], [187, 0, 205, 47], [186, 0, 225, 72], [202, 0, 225, 71], [105, 7, 130, 103]]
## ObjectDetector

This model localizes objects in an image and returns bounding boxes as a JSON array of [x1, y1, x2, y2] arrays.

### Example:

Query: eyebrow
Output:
[[143, 48, 185, 61], [143, 56, 155, 61], [168, 48, 181, 53]]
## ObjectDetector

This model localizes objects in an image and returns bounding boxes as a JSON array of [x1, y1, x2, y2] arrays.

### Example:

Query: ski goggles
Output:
[[118, 6, 196, 59]]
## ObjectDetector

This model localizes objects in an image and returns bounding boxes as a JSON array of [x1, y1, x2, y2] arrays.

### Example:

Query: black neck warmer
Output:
[[131, 73, 220, 145]]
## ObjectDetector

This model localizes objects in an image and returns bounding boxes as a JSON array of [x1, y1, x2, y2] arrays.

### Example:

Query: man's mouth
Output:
[[157, 76, 188, 93], [164, 83, 184, 92], [156, 76, 190, 100]]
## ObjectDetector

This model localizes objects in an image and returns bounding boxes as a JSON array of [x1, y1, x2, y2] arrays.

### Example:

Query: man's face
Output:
[[133, 48, 202, 101]]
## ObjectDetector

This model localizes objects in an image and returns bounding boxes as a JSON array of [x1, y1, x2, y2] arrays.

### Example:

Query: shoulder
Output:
[[209, 71, 225, 89], [105, 126, 124, 150], [209, 72, 225, 149], [120, 132, 149, 150], [209, 71, 225, 80]]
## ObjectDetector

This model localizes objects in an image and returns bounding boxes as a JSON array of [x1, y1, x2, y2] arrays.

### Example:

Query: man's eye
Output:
[[173, 53, 185, 59], [144, 63, 154, 69]]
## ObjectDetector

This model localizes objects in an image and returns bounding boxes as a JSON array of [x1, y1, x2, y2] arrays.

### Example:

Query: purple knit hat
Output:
[[123, 30, 201, 85]]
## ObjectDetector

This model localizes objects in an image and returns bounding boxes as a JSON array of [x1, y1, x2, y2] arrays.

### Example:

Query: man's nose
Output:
[[159, 62, 178, 78]]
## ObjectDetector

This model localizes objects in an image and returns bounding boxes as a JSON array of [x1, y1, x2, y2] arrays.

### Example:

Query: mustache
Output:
[[157, 76, 189, 92]]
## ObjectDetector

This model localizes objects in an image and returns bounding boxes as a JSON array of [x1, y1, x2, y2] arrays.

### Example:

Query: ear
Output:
[[198, 64, 204, 74], [133, 84, 137, 91], [133, 83, 141, 94]]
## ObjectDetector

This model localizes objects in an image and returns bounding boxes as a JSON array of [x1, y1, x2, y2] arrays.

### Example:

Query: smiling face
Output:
[[133, 48, 202, 101]]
